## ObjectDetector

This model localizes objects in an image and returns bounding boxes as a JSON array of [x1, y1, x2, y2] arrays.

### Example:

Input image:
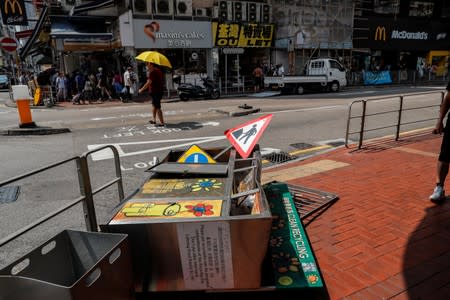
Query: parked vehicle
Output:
[[0, 74, 9, 89], [173, 75, 220, 101], [264, 58, 347, 95]]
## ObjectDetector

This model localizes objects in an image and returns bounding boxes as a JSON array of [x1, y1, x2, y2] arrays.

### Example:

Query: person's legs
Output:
[[157, 108, 164, 125], [152, 93, 164, 125], [431, 128, 450, 201], [436, 161, 449, 186]]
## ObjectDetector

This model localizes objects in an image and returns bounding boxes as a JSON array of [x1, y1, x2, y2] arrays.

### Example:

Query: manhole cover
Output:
[[290, 143, 314, 150], [0, 186, 20, 203], [263, 151, 297, 164]]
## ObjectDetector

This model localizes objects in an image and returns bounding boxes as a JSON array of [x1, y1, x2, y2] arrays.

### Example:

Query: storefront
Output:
[[211, 22, 274, 89], [362, 17, 450, 71], [129, 18, 213, 88]]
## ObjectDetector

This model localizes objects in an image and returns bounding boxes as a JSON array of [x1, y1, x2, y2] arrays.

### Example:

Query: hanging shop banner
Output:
[[363, 71, 392, 85], [133, 19, 212, 49], [365, 18, 450, 51], [212, 22, 274, 48], [0, 0, 27, 25]]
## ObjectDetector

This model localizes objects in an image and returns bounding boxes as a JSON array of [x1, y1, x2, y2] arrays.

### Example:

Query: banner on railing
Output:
[[363, 71, 392, 85]]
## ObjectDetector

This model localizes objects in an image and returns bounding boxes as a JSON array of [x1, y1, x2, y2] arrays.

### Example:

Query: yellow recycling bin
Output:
[[12, 85, 36, 128]]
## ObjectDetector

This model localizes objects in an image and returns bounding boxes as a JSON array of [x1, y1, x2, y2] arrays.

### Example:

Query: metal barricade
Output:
[[0, 145, 124, 248], [345, 91, 445, 149]]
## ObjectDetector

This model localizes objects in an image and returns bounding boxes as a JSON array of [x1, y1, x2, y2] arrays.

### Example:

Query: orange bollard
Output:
[[12, 85, 36, 128]]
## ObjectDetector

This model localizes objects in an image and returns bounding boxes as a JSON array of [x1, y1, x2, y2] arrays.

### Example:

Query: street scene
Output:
[[1, 0, 450, 298]]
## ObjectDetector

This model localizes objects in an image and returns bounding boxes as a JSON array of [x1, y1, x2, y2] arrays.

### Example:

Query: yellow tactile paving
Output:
[[394, 146, 438, 158], [262, 159, 350, 183]]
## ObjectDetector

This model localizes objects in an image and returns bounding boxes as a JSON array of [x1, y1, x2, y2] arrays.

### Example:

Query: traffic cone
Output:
[[12, 85, 36, 128]]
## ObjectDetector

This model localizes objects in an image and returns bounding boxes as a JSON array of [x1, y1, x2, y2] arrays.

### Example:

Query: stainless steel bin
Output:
[[0, 230, 133, 300]]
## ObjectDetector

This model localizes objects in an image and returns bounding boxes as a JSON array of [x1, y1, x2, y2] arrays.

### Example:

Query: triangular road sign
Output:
[[177, 144, 217, 163], [225, 114, 273, 159]]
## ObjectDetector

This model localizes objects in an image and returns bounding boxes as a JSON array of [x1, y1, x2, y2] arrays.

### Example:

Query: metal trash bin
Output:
[[0, 230, 133, 300]]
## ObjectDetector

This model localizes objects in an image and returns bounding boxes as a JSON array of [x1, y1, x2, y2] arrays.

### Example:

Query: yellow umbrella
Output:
[[136, 51, 172, 68]]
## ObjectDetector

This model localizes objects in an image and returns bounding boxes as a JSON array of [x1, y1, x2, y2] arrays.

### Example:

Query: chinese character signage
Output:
[[212, 22, 274, 48], [0, 0, 27, 25]]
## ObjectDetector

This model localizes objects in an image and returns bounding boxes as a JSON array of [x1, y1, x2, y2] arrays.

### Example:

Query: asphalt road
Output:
[[0, 84, 445, 269]]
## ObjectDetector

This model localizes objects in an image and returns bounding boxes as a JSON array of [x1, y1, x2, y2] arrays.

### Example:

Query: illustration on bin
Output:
[[0, 230, 133, 300]]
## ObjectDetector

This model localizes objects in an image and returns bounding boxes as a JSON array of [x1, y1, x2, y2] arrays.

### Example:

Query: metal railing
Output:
[[0, 145, 124, 248], [345, 91, 445, 149]]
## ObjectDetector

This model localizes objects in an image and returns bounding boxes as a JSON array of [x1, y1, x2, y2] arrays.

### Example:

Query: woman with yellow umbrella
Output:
[[136, 51, 172, 127]]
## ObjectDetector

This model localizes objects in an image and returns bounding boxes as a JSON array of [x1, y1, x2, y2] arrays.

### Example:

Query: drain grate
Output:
[[262, 151, 297, 164], [285, 183, 339, 226], [0, 185, 20, 204], [290, 142, 314, 150]]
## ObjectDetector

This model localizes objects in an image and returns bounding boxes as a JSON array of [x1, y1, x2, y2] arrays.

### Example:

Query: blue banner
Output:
[[363, 71, 392, 85]]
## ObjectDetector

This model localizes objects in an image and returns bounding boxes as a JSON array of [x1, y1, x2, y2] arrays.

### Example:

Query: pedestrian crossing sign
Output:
[[225, 114, 273, 159], [177, 144, 217, 164]]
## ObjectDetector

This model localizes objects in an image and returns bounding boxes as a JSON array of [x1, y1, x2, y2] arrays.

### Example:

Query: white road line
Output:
[[88, 136, 226, 161], [256, 105, 345, 115]]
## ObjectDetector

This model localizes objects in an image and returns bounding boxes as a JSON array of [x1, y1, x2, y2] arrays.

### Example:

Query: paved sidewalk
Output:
[[262, 129, 450, 299]]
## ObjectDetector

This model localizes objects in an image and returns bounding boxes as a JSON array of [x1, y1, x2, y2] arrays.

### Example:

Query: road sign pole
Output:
[[10, 54, 16, 84]]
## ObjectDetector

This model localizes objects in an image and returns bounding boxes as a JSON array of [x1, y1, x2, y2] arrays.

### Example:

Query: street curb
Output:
[[211, 107, 261, 117], [0, 127, 71, 136]]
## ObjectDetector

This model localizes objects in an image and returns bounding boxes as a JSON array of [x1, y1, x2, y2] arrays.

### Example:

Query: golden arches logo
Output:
[[4, 0, 23, 14], [374, 26, 386, 41]]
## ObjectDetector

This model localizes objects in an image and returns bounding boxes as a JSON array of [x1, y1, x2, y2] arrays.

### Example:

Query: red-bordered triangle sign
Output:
[[225, 114, 273, 159]]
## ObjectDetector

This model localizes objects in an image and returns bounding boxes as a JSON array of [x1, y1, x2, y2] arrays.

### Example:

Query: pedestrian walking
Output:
[[252, 64, 264, 92], [96, 67, 112, 101], [123, 66, 135, 102], [138, 62, 165, 127], [429, 80, 450, 202], [55, 72, 66, 102]]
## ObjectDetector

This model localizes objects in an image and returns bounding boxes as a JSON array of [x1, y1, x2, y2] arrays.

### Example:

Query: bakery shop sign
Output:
[[135, 19, 212, 49]]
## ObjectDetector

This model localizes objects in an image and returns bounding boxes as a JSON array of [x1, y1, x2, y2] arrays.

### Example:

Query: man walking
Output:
[[138, 62, 165, 127], [430, 80, 450, 202]]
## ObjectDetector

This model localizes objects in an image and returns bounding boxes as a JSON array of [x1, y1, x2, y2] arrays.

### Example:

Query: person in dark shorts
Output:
[[430, 80, 450, 202], [139, 62, 165, 126]]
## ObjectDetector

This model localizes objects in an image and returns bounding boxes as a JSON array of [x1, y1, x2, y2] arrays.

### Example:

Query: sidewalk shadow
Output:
[[402, 198, 450, 298], [348, 131, 439, 154]]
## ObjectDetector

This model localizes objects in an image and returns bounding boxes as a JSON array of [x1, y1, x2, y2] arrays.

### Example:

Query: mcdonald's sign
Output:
[[374, 26, 386, 41], [0, 0, 27, 25]]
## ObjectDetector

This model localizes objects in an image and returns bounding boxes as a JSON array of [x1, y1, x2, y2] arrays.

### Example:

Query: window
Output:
[[409, 1, 434, 17], [329, 60, 345, 71]]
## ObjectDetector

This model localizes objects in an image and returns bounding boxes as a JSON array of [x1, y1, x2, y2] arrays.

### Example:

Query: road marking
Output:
[[339, 91, 375, 96], [289, 145, 331, 156], [90, 110, 184, 121], [87, 135, 226, 161], [262, 159, 349, 183], [255, 105, 345, 115]]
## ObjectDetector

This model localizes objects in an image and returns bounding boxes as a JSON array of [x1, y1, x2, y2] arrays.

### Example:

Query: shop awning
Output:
[[50, 16, 112, 39], [70, 0, 115, 16], [19, 5, 48, 60]]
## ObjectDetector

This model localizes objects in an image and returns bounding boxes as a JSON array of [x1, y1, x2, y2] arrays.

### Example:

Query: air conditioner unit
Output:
[[218, 0, 232, 21], [133, 0, 153, 14], [233, 1, 247, 21], [155, 0, 173, 15], [175, 0, 192, 16], [261, 4, 270, 23], [194, 7, 212, 17], [247, 2, 260, 22]]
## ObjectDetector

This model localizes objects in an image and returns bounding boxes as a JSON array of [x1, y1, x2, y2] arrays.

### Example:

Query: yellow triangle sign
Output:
[[177, 145, 217, 164]]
